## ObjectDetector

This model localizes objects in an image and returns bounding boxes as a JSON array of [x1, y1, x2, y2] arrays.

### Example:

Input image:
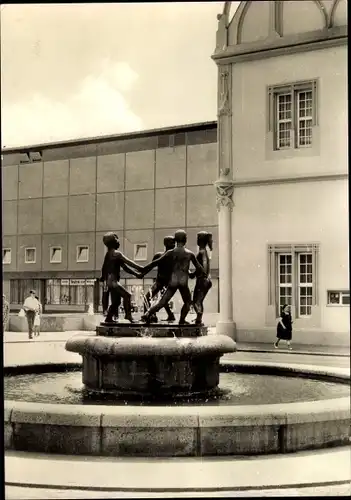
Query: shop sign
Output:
[[70, 279, 86, 286], [60, 278, 95, 286]]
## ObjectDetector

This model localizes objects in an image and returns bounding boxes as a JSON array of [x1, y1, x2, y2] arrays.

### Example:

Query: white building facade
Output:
[[214, 0, 348, 346]]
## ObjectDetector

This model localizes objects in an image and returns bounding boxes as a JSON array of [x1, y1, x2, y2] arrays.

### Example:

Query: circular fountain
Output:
[[4, 348, 350, 457], [4, 232, 350, 459], [65, 324, 236, 397]]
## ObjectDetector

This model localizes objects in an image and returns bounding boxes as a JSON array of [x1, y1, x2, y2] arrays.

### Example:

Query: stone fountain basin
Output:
[[66, 332, 237, 396], [4, 362, 350, 457]]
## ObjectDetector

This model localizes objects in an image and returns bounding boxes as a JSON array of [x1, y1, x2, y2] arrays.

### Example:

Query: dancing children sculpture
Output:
[[190, 231, 213, 326], [140, 230, 205, 325], [100, 259, 139, 320], [100, 232, 143, 324], [143, 235, 176, 323]]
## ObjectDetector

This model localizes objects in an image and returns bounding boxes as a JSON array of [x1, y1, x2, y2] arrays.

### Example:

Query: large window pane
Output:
[[45, 279, 92, 306], [299, 285, 313, 316], [342, 293, 350, 305], [276, 93, 292, 149], [10, 280, 19, 303], [60, 286, 70, 304], [70, 285, 86, 305], [298, 253, 313, 315], [278, 254, 292, 313], [297, 90, 313, 147], [86, 286, 94, 305], [11, 279, 42, 304]]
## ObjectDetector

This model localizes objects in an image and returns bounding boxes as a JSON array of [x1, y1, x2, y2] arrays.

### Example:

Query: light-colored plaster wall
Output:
[[231, 179, 349, 333], [231, 45, 347, 180]]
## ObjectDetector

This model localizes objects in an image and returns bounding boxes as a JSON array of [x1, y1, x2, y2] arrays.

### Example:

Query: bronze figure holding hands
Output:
[[143, 235, 176, 323], [100, 232, 143, 324], [140, 230, 205, 325], [190, 231, 213, 326]]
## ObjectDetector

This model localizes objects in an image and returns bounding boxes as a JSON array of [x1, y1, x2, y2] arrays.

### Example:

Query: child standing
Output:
[[33, 295, 42, 337], [3, 294, 9, 333]]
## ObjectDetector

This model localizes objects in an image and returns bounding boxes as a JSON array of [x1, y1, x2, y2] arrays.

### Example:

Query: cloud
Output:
[[1, 3, 239, 148], [1, 60, 142, 148]]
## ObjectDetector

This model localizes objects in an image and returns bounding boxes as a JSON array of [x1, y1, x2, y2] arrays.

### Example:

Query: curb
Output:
[[5, 478, 351, 494], [4, 447, 351, 494], [236, 347, 350, 358]]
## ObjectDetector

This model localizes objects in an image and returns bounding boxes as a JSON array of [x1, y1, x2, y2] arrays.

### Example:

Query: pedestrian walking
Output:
[[33, 295, 42, 337], [23, 290, 39, 340], [274, 304, 293, 350], [3, 294, 10, 333]]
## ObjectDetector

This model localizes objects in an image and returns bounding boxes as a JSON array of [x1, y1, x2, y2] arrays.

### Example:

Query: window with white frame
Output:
[[25, 247, 36, 264], [298, 253, 313, 316], [277, 254, 293, 311], [268, 80, 318, 151], [327, 290, 350, 306], [268, 244, 319, 318], [3, 248, 11, 265], [76, 245, 89, 263], [134, 243, 148, 261], [50, 246, 62, 264]]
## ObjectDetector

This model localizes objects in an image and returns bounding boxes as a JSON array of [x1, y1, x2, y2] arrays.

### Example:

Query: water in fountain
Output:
[[5, 368, 350, 406]]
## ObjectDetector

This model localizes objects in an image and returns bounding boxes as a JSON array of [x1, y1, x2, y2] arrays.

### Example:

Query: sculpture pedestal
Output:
[[65, 323, 237, 398]]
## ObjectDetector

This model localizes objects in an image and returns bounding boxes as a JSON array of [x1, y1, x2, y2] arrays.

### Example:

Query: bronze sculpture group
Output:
[[100, 229, 213, 326]]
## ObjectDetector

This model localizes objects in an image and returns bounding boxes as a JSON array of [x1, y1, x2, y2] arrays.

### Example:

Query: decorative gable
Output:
[[214, 0, 347, 60]]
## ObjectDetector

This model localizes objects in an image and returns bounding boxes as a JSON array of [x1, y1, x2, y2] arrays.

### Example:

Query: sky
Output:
[[1, 2, 239, 149]]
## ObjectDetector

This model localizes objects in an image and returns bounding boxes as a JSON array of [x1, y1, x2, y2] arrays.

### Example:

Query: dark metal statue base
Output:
[[97, 323, 208, 338]]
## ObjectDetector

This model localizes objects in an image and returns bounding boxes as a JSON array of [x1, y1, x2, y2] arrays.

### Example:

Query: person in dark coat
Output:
[[274, 304, 293, 350]]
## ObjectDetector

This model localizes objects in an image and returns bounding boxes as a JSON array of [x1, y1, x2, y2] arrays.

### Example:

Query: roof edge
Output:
[[1, 120, 218, 154]]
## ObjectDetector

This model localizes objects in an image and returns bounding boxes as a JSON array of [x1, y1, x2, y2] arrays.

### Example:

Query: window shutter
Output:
[[312, 244, 319, 305], [267, 87, 274, 132], [274, 253, 280, 316], [268, 245, 275, 305], [311, 80, 318, 126], [291, 247, 297, 317]]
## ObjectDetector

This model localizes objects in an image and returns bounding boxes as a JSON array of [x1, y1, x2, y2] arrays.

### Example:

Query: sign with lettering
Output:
[[60, 279, 95, 286], [70, 279, 86, 286]]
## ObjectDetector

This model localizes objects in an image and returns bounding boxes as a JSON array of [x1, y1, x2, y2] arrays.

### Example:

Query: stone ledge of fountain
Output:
[[66, 333, 236, 357], [4, 362, 350, 457]]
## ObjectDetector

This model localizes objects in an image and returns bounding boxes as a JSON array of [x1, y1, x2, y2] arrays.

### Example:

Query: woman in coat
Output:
[[274, 304, 293, 350]]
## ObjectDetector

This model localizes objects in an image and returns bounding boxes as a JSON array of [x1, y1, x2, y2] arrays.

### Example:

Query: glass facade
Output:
[[10, 279, 43, 304], [3, 123, 220, 314], [45, 279, 95, 306]]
